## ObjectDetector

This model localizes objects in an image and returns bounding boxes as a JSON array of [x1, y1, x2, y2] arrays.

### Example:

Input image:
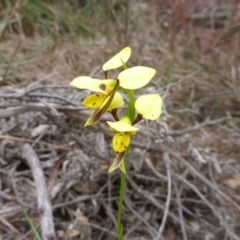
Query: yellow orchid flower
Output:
[[70, 77, 124, 126], [135, 94, 162, 120], [70, 47, 156, 126], [70, 66, 156, 126], [107, 117, 139, 173]]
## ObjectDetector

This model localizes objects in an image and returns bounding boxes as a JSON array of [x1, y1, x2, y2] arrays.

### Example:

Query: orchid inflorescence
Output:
[[70, 47, 162, 173]]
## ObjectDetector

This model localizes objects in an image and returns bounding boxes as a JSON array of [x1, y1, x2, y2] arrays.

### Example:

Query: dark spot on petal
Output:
[[99, 84, 106, 91], [121, 142, 124, 145], [124, 145, 127, 149], [96, 94, 99, 97], [92, 102, 96, 105], [115, 141, 118, 145]]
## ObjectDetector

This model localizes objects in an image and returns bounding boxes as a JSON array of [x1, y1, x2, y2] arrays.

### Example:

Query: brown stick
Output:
[[21, 143, 55, 240]]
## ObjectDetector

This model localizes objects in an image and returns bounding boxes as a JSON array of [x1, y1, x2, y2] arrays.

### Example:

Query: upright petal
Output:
[[103, 47, 131, 71], [118, 66, 156, 89], [135, 94, 162, 120], [70, 76, 116, 94]]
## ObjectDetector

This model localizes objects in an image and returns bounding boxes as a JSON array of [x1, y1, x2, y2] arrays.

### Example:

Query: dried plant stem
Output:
[[21, 143, 55, 240], [157, 152, 172, 239]]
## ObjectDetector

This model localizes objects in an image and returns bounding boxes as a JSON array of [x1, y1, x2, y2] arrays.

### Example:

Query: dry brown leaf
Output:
[[162, 228, 176, 240], [30, 124, 49, 138], [224, 175, 240, 190], [66, 216, 91, 240]]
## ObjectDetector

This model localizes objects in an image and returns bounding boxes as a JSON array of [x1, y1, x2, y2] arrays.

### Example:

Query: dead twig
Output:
[[0, 135, 69, 150], [127, 176, 195, 235], [172, 153, 240, 212], [157, 152, 172, 239], [173, 181, 188, 240], [124, 195, 158, 237], [21, 143, 55, 240], [0, 103, 84, 118], [166, 117, 227, 137], [0, 215, 20, 234]]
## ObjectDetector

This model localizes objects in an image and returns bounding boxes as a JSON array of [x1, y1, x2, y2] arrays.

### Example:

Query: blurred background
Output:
[[1, 0, 240, 239]]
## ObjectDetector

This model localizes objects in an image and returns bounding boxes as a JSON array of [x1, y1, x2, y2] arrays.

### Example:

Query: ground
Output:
[[1, 0, 240, 239]]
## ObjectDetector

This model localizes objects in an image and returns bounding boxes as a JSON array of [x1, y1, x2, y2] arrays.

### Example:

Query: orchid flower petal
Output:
[[135, 94, 162, 120], [118, 66, 156, 89], [112, 132, 131, 152], [107, 92, 124, 111], [70, 76, 116, 94], [84, 83, 119, 126], [119, 161, 126, 174], [103, 47, 131, 71], [108, 152, 125, 173], [107, 117, 139, 132], [83, 93, 106, 109]]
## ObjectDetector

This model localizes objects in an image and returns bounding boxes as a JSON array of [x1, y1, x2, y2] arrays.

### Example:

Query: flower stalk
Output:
[[117, 145, 130, 240]]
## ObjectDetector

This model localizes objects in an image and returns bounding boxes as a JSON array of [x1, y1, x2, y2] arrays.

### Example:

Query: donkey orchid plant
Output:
[[70, 47, 162, 239]]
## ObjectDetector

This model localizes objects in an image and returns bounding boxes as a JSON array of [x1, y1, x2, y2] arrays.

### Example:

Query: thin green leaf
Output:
[[21, 206, 41, 240]]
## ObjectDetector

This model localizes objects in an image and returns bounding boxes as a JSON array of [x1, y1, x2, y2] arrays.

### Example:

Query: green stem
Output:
[[117, 63, 136, 239], [127, 90, 135, 122], [117, 145, 130, 240]]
